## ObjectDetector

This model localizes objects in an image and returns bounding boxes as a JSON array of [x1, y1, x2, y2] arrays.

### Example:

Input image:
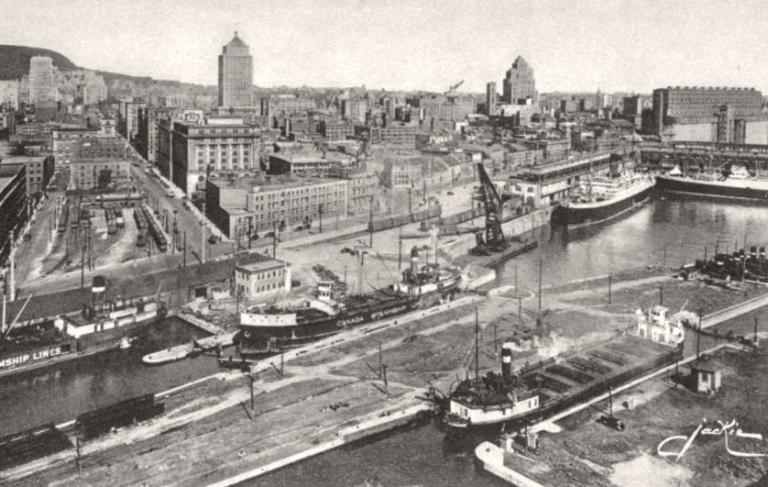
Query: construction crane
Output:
[[445, 80, 464, 95], [471, 162, 510, 255]]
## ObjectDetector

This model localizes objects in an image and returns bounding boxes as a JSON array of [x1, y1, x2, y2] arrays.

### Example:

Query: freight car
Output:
[[142, 205, 168, 252], [134, 206, 148, 247]]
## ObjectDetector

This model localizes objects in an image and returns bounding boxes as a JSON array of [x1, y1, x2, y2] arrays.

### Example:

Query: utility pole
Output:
[[696, 308, 702, 362], [8, 230, 15, 302], [754, 316, 759, 347], [200, 221, 206, 263], [398, 238, 402, 271], [81, 244, 86, 288], [249, 373, 255, 420], [493, 322, 498, 352], [514, 260, 519, 297], [378, 341, 383, 379], [318, 203, 323, 234], [368, 194, 374, 247], [474, 307, 480, 379], [272, 220, 277, 258], [537, 257, 543, 313], [659, 286, 663, 306], [248, 219, 252, 250], [183, 231, 187, 267], [608, 275, 612, 304]]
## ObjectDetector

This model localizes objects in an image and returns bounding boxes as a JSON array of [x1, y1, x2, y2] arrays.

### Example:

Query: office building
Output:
[[652, 86, 768, 143], [136, 106, 181, 163], [69, 158, 130, 190], [235, 259, 291, 299], [29, 56, 57, 106], [206, 175, 348, 237], [0, 81, 19, 110], [218, 32, 253, 108], [0, 163, 27, 266], [157, 117, 260, 198], [485, 82, 497, 116], [319, 120, 355, 141], [355, 123, 419, 149], [2, 154, 55, 197], [502, 56, 536, 104]]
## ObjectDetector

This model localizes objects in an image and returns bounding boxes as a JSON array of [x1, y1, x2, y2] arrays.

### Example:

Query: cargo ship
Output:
[[0, 276, 165, 377], [553, 171, 655, 228], [656, 164, 768, 201], [236, 250, 462, 355], [442, 306, 684, 432]]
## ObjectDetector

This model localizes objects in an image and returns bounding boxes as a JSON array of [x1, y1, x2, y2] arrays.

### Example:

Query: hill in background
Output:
[[0, 45, 79, 79]]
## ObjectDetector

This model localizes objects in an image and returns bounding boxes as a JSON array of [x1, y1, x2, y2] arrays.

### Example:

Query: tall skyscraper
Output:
[[218, 32, 253, 108], [485, 82, 497, 115], [29, 56, 57, 106], [502, 56, 536, 104]]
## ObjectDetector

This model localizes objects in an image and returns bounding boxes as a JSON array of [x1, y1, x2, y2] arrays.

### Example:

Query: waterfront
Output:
[[3, 194, 768, 484], [247, 193, 768, 487], [0, 317, 219, 436]]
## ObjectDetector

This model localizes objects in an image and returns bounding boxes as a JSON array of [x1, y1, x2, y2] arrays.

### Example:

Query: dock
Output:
[[142, 312, 233, 364]]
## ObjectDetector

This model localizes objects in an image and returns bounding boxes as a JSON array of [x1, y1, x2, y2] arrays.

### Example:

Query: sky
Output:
[[4, 0, 768, 94]]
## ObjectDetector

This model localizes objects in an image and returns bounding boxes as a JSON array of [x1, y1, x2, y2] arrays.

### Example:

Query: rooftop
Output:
[[208, 174, 345, 192], [237, 259, 288, 273]]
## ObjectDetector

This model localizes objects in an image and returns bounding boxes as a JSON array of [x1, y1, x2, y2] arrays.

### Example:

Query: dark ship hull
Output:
[[445, 335, 682, 434], [237, 291, 423, 355], [656, 175, 768, 201], [553, 183, 654, 228]]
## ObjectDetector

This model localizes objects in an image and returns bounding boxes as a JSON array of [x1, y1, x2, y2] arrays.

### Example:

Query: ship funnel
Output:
[[410, 246, 419, 275], [501, 342, 514, 377]]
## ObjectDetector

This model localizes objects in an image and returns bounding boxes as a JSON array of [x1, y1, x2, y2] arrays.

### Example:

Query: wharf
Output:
[[2, 294, 482, 486]]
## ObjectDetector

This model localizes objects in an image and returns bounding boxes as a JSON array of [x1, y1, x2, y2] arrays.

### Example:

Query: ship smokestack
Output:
[[501, 342, 514, 378], [410, 246, 419, 275]]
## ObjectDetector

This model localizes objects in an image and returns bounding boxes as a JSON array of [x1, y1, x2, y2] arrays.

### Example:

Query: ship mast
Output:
[[474, 307, 479, 380]]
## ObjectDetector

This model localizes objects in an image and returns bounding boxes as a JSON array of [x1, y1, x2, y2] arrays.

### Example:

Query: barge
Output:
[[443, 305, 684, 433]]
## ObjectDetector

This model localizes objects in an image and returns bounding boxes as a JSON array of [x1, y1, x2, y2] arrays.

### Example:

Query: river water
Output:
[[3, 193, 768, 484], [244, 193, 768, 487]]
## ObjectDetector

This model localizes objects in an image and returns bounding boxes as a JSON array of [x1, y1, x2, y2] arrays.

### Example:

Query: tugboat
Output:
[[443, 306, 684, 432], [236, 247, 462, 356]]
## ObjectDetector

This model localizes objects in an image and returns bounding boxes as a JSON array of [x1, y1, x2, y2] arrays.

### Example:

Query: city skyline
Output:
[[3, 0, 768, 94]]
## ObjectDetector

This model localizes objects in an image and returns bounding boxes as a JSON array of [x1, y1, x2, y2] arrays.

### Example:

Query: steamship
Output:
[[554, 171, 655, 228], [443, 306, 684, 432], [236, 251, 462, 355], [656, 164, 768, 201], [0, 276, 165, 376]]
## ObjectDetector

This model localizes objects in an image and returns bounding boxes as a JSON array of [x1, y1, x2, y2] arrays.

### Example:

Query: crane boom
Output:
[[473, 162, 507, 252]]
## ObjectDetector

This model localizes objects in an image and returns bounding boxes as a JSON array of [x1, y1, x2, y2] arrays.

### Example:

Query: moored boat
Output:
[[656, 164, 768, 201], [236, 251, 462, 356], [553, 171, 655, 228], [443, 306, 684, 432]]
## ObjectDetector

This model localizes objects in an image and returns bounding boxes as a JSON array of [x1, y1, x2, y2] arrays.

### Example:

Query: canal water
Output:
[[3, 193, 768, 484], [0, 317, 219, 436]]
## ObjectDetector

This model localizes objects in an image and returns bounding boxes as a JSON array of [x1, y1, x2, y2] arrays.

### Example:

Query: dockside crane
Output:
[[471, 162, 510, 255]]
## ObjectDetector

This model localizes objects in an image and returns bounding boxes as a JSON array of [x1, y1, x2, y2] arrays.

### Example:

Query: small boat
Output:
[[118, 337, 134, 350], [142, 346, 190, 365]]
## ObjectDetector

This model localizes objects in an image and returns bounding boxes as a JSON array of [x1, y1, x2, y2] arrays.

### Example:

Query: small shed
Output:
[[691, 365, 722, 394]]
